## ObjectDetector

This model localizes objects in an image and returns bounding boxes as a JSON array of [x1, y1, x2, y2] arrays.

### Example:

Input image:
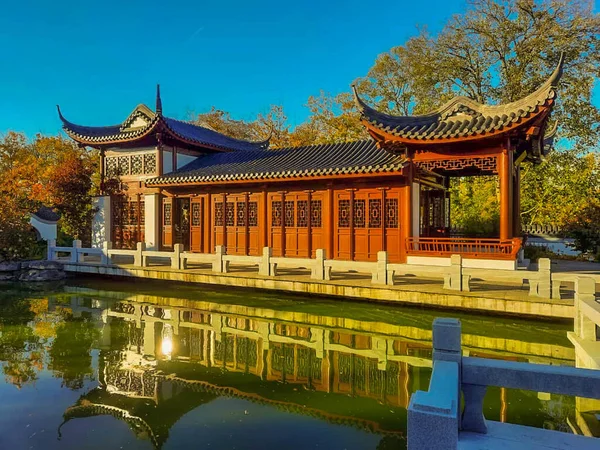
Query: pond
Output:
[[0, 277, 576, 449]]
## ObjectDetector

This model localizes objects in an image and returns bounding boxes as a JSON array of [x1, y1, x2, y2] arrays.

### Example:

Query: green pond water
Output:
[[0, 277, 577, 449]]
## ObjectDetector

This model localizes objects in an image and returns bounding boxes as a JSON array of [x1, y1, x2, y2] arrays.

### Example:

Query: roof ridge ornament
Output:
[[56, 105, 66, 122], [156, 84, 163, 116]]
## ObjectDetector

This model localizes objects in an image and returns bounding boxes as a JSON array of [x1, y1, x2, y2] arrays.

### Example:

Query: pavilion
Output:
[[58, 55, 563, 269]]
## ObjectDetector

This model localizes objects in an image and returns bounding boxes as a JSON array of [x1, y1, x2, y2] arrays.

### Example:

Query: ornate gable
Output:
[[120, 104, 156, 132]]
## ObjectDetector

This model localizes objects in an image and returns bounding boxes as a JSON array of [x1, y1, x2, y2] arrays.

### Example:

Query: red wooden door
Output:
[[213, 196, 225, 249], [190, 197, 203, 253], [334, 191, 351, 260], [384, 190, 401, 263], [247, 194, 260, 256], [162, 197, 173, 249], [269, 193, 284, 257], [353, 190, 383, 262]]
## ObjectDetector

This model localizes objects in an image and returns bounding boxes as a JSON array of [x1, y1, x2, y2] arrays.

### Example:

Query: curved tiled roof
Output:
[[354, 53, 564, 143], [147, 139, 407, 185], [32, 206, 60, 222], [57, 95, 269, 153]]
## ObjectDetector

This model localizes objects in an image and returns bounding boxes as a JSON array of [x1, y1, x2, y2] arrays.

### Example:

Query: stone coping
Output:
[[62, 262, 574, 320]]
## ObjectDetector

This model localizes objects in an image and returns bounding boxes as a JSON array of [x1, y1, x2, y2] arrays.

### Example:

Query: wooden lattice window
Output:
[[163, 203, 172, 226], [338, 200, 350, 228], [106, 157, 118, 177], [226, 202, 235, 226], [272, 201, 282, 227], [192, 203, 201, 227], [297, 200, 308, 227], [236, 202, 246, 226], [248, 202, 258, 226], [214, 202, 224, 226], [144, 153, 156, 174], [353, 199, 366, 228], [118, 156, 129, 175], [285, 201, 295, 227], [311, 200, 322, 227], [369, 199, 381, 228], [385, 199, 398, 228], [131, 155, 143, 175]]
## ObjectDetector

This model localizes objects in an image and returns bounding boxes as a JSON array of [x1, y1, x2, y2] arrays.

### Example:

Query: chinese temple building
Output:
[[59, 55, 563, 270]]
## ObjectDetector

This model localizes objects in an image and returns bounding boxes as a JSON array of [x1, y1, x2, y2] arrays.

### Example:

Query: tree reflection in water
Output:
[[0, 283, 580, 449]]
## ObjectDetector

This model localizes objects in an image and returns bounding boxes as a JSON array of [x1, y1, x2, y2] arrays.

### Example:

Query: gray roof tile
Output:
[[147, 140, 406, 185]]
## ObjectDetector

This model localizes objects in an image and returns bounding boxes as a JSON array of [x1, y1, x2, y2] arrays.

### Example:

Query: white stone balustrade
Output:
[[46, 241, 598, 301], [408, 312, 600, 450]]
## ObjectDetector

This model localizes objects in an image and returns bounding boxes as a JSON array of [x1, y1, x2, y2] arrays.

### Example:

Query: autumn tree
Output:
[[290, 92, 368, 146], [0, 132, 98, 258], [193, 104, 292, 148]]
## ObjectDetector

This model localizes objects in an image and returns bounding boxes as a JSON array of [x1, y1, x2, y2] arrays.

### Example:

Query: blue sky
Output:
[[0, 0, 471, 137]]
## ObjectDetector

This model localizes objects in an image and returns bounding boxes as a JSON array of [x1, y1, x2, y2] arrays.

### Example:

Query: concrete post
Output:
[[530, 258, 552, 298], [258, 247, 272, 276], [311, 249, 326, 280], [372, 251, 389, 285], [101, 241, 112, 265], [213, 245, 228, 273], [172, 244, 183, 270], [72, 240, 82, 263], [444, 254, 464, 291], [135, 242, 145, 267], [433, 318, 462, 429], [47, 239, 56, 261], [574, 277, 597, 340]]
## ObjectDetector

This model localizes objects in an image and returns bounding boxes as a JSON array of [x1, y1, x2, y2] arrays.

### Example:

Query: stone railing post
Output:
[[135, 242, 145, 267], [433, 318, 462, 427], [172, 244, 183, 270], [72, 240, 82, 263], [259, 247, 272, 276], [408, 318, 462, 450], [530, 258, 552, 298], [101, 241, 112, 265], [372, 251, 392, 285], [311, 249, 326, 280], [213, 245, 228, 273], [47, 239, 56, 261], [444, 255, 469, 291], [574, 277, 597, 340]]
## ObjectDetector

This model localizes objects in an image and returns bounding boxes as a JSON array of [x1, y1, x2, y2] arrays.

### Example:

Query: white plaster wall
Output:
[[163, 150, 173, 174], [144, 194, 160, 250], [30, 216, 57, 241], [91, 196, 111, 248], [177, 153, 197, 170], [406, 255, 517, 271], [412, 182, 420, 236]]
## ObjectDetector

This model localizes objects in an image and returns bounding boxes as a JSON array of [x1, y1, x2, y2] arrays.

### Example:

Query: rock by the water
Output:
[[24, 260, 64, 270], [0, 260, 66, 282], [0, 262, 21, 272], [18, 269, 66, 282]]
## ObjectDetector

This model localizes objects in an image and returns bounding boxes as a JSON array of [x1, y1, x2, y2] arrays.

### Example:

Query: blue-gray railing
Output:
[[408, 317, 600, 449]]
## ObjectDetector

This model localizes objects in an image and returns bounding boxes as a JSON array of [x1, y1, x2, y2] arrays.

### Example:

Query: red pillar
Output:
[[512, 166, 521, 237], [499, 149, 513, 240], [402, 164, 414, 261]]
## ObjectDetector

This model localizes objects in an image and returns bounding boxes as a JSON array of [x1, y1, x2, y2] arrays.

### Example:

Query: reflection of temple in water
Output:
[[55, 293, 577, 448]]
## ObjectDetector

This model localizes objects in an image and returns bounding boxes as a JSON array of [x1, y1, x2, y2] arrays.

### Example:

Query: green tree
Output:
[[49, 313, 100, 390]]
